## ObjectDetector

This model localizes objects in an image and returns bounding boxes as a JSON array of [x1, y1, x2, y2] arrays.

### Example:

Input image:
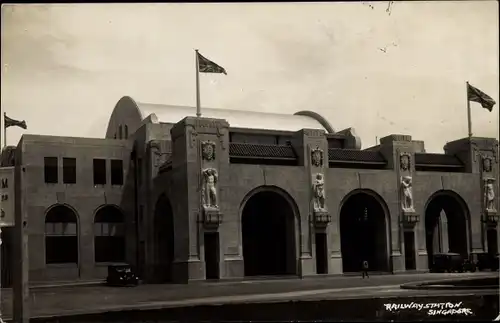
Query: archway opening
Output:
[[425, 192, 469, 268], [45, 205, 78, 265], [340, 192, 389, 273], [154, 195, 175, 283], [94, 205, 125, 263], [242, 189, 297, 277]]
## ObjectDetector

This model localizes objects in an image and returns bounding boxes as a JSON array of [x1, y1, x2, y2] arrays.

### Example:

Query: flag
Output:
[[4, 113, 27, 129], [197, 52, 227, 75], [467, 83, 496, 112]]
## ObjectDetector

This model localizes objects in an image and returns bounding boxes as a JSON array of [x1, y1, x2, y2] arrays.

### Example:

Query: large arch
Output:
[[45, 204, 79, 265], [240, 186, 299, 277], [339, 189, 391, 273], [424, 190, 470, 268], [153, 194, 175, 283], [94, 205, 126, 263]]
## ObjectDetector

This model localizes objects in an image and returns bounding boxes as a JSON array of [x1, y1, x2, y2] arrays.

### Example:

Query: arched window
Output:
[[45, 205, 78, 264], [118, 125, 123, 139], [124, 125, 129, 139], [94, 205, 125, 263]]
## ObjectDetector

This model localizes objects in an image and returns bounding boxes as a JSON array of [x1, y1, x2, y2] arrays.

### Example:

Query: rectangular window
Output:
[[44, 157, 58, 184], [110, 159, 124, 185], [93, 159, 107, 185], [62, 157, 77, 184]]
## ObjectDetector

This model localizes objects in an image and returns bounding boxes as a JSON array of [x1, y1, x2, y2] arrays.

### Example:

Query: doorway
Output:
[[315, 232, 328, 274], [404, 231, 416, 270], [487, 229, 498, 255], [204, 232, 220, 280]]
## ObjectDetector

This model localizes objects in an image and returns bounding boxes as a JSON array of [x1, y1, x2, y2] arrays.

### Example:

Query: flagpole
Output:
[[3, 112, 6, 150], [195, 49, 201, 118], [466, 81, 472, 138]]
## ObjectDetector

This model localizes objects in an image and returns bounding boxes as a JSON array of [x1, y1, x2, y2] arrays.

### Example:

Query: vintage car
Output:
[[430, 253, 465, 273], [106, 264, 139, 287], [474, 253, 499, 271]]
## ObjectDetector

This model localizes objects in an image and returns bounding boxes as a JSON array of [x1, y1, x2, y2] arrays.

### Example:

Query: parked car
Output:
[[430, 253, 464, 273], [474, 253, 499, 271], [106, 264, 139, 287]]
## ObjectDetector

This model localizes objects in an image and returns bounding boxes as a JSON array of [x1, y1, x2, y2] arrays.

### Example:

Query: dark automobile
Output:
[[106, 264, 139, 287], [475, 253, 500, 271], [430, 253, 464, 273]]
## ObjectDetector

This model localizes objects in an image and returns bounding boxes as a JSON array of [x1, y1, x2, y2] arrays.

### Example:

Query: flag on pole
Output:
[[4, 113, 27, 129], [467, 83, 496, 112], [197, 52, 227, 75]]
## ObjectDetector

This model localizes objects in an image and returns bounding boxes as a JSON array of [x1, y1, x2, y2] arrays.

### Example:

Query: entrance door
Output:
[[315, 232, 328, 274], [487, 229, 498, 255], [404, 231, 416, 270], [204, 232, 220, 280]]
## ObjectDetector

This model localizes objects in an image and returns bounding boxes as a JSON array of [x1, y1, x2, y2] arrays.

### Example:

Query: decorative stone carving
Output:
[[216, 127, 227, 150], [484, 178, 496, 213], [202, 168, 218, 209], [201, 140, 216, 161], [400, 152, 411, 171], [401, 176, 415, 212], [482, 155, 493, 173], [188, 125, 198, 148], [312, 173, 326, 212], [311, 147, 324, 168]]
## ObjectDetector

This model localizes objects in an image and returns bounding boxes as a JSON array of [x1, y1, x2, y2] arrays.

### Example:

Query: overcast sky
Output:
[[1, 2, 498, 152]]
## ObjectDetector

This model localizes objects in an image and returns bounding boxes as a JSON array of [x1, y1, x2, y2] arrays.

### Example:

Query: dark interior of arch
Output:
[[45, 205, 78, 264], [94, 206, 126, 263], [153, 195, 175, 283], [340, 192, 389, 273], [242, 190, 296, 277], [425, 193, 468, 266]]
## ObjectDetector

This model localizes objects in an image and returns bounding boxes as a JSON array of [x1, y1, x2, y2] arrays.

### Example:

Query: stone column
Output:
[[379, 134, 418, 273], [169, 117, 229, 282], [291, 129, 330, 276]]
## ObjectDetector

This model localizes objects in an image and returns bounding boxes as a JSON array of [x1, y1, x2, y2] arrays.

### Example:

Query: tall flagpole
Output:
[[466, 81, 472, 138], [3, 112, 6, 150], [195, 49, 201, 118]]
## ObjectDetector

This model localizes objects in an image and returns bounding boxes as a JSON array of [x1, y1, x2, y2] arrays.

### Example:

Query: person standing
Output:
[[362, 260, 369, 279]]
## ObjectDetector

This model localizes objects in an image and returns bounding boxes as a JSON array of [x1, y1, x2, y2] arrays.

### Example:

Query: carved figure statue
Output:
[[401, 176, 414, 212], [485, 179, 496, 212], [202, 168, 218, 209], [312, 173, 326, 211]]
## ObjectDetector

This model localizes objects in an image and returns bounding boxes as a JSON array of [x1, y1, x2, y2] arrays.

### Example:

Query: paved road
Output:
[[0, 272, 495, 320]]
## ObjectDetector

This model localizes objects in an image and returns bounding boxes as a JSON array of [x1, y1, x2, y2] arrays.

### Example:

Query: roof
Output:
[[328, 148, 386, 164], [414, 153, 463, 167], [105, 96, 334, 139]]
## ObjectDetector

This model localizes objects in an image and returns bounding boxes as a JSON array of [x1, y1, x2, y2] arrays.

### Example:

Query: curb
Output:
[[400, 275, 498, 290]]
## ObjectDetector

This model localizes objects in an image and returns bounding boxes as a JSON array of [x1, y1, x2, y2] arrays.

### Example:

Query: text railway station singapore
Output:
[[0, 95, 499, 286]]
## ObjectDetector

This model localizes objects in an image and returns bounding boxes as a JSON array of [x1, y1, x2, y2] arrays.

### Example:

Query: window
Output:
[[62, 158, 76, 184], [45, 205, 78, 264], [93, 159, 107, 185], [118, 125, 123, 139], [94, 206, 125, 263], [124, 125, 129, 139], [44, 157, 58, 184], [110, 159, 123, 186]]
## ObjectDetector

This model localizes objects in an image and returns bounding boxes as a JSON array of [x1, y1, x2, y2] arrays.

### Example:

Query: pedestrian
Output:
[[362, 260, 369, 279]]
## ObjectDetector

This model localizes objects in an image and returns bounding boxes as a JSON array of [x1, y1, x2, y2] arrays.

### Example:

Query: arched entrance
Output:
[[339, 190, 390, 273], [241, 187, 297, 277], [153, 194, 174, 283], [94, 205, 125, 263], [45, 204, 79, 265], [425, 191, 469, 267]]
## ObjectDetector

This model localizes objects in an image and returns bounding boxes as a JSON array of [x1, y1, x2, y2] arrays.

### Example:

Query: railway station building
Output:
[[1, 95, 498, 285]]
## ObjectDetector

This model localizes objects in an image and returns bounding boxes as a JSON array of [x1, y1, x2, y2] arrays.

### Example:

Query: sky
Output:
[[1, 1, 498, 153]]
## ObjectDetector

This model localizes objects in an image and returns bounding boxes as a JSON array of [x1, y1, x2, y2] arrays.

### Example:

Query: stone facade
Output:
[[1, 104, 499, 285]]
